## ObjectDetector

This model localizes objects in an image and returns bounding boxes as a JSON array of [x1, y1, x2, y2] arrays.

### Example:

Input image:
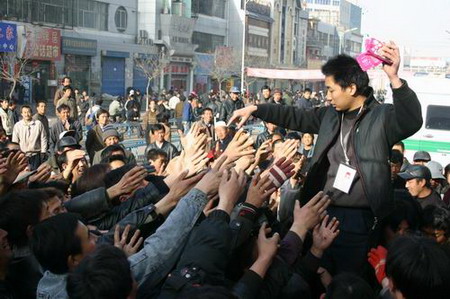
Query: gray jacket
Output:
[[36, 188, 208, 298]]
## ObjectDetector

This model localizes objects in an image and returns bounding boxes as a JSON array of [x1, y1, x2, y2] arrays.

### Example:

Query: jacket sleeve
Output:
[[385, 80, 423, 145], [218, 102, 226, 122], [128, 188, 209, 286], [278, 181, 301, 223], [64, 187, 112, 219], [48, 124, 57, 155], [74, 121, 83, 142], [40, 122, 48, 153], [253, 104, 327, 134]]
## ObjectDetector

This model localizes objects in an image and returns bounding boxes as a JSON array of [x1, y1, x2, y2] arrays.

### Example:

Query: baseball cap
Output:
[[56, 136, 81, 152], [413, 151, 431, 162], [398, 165, 431, 181], [426, 161, 445, 180], [230, 86, 240, 94]]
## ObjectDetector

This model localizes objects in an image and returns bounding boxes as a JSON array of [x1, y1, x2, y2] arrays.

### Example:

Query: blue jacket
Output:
[[182, 101, 194, 122]]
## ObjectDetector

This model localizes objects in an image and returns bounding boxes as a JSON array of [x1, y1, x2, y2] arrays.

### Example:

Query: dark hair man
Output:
[[392, 141, 410, 171], [85, 108, 110, 161], [228, 42, 423, 275], [145, 124, 179, 161], [398, 165, 445, 209], [146, 148, 168, 176], [218, 86, 244, 123], [33, 100, 49, 144], [0, 98, 15, 139], [261, 85, 271, 104], [49, 104, 83, 155], [296, 88, 313, 109], [53, 76, 72, 106]]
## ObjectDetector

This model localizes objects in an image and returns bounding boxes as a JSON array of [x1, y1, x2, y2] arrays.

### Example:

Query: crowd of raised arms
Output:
[[0, 41, 449, 299]]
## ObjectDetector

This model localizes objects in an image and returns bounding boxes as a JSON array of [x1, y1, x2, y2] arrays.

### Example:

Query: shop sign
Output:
[[62, 37, 97, 56], [25, 27, 61, 61], [0, 22, 17, 52]]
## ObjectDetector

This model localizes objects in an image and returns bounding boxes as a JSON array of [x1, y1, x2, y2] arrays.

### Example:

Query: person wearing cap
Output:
[[49, 104, 83, 155], [92, 125, 136, 165], [228, 44, 423, 275], [45, 135, 82, 174], [399, 165, 445, 209], [85, 108, 110, 161], [295, 88, 313, 110], [218, 87, 244, 123], [269, 88, 285, 105], [145, 124, 179, 161], [214, 121, 232, 154], [12, 105, 48, 170], [413, 150, 431, 165], [426, 161, 447, 194]]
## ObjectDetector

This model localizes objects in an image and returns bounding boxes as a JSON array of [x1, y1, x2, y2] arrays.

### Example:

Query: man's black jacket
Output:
[[219, 99, 245, 123], [253, 80, 422, 219]]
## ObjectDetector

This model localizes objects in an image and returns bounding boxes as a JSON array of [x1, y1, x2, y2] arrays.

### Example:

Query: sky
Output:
[[356, 0, 450, 58]]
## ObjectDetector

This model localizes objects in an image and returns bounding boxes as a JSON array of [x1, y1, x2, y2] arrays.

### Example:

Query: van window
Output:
[[425, 105, 450, 131]]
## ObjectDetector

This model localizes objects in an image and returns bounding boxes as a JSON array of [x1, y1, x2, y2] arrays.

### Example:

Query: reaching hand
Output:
[[114, 225, 144, 257], [227, 105, 258, 128], [107, 166, 147, 200], [265, 157, 295, 189], [290, 191, 331, 240], [167, 169, 205, 200], [223, 129, 255, 163], [3, 151, 28, 185], [254, 139, 272, 165], [217, 169, 247, 215], [368, 245, 388, 284], [234, 154, 256, 173], [195, 155, 230, 196], [379, 41, 402, 87], [256, 223, 280, 262], [246, 173, 277, 208], [29, 163, 52, 184], [273, 139, 300, 162], [311, 215, 340, 258], [184, 150, 209, 177]]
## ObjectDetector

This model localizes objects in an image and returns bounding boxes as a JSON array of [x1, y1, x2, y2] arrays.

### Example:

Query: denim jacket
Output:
[[36, 188, 208, 298]]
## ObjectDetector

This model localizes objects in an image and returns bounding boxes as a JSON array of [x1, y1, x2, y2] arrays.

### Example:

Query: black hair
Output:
[[95, 98, 104, 106], [325, 273, 375, 299], [394, 141, 405, 152], [100, 154, 126, 165], [321, 54, 370, 97], [57, 104, 71, 113], [0, 190, 48, 247], [31, 213, 82, 275], [100, 145, 125, 161], [150, 124, 165, 134], [386, 235, 450, 299], [390, 149, 404, 165], [421, 206, 450, 238], [96, 108, 109, 119], [104, 164, 135, 189], [67, 245, 132, 299], [147, 148, 168, 162], [444, 163, 450, 179], [56, 151, 69, 170], [21, 105, 32, 113], [63, 76, 71, 83], [35, 99, 47, 106], [71, 164, 111, 198], [261, 85, 271, 91], [381, 197, 422, 236], [285, 132, 301, 140], [29, 180, 70, 194], [304, 88, 312, 93], [202, 107, 213, 114]]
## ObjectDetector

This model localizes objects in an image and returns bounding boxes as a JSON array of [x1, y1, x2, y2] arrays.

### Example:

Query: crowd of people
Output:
[[0, 41, 450, 299]]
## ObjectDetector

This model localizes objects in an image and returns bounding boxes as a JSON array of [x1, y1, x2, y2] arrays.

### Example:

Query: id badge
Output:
[[333, 163, 357, 194]]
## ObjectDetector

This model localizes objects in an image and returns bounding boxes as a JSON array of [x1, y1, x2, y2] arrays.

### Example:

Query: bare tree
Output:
[[243, 54, 270, 96], [0, 49, 36, 100], [209, 47, 239, 93], [134, 50, 170, 110]]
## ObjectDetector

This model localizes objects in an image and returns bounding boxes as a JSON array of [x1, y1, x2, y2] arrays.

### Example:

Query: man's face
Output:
[[262, 89, 271, 99], [63, 78, 71, 87], [97, 113, 109, 126], [392, 144, 404, 154], [273, 93, 282, 102], [47, 196, 67, 216], [265, 122, 277, 133], [155, 130, 165, 143], [302, 134, 314, 147], [304, 91, 312, 99], [405, 178, 426, 197], [149, 101, 156, 110], [150, 156, 167, 175], [59, 109, 70, 121], [0, 228, 12, 262], [325, 76, 355, 111], [202, 110, 213, 124], [105, 136, 119, 146], [215, 126, 229, 140], [1, 100, 9, 110], [72, 158, 87, 179], [390, 162, 402, 180], [230, 93, 239, 101], [21, 107, 32, 122], [71, 222, 96, 267], [37, 102, 47, 115]]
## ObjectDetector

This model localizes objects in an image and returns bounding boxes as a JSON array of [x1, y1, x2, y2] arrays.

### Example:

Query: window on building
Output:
[[192, 32, 225, 53], [192, 0, 225, 18], [315, 0, 331, 5], [115, 6, 127, 32], [333, 0, 340, 5], [78, 0, 108, 31]]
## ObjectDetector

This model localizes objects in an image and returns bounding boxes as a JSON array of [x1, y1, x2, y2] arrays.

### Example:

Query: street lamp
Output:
[[338, 27, 358, 54], [240, 0, 251, 95]]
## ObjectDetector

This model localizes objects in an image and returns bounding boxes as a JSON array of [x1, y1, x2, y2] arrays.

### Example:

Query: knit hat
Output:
[[102, 124, 120, 141]]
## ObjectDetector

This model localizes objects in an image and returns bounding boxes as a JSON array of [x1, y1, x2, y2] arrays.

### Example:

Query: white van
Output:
[[395, 77, 450, 167]]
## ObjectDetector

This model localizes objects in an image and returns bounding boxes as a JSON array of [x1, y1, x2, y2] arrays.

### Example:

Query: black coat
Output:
[[253, 81, 422, 219], [218, 99, 245, 123]]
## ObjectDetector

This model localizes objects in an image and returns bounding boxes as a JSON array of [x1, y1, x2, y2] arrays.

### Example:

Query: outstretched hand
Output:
[[227, 105, 258, 129]]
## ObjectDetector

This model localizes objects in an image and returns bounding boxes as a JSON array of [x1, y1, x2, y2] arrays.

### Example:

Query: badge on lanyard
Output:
[[333, 163, 357, 194]]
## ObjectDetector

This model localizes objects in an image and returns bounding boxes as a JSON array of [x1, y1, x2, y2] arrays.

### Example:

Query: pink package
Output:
[[356, 38, 392, 71]]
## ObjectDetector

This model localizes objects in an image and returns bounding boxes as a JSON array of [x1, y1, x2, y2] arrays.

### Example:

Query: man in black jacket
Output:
[[218, 87, 245, 123], [228, 42, 422, 275]]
